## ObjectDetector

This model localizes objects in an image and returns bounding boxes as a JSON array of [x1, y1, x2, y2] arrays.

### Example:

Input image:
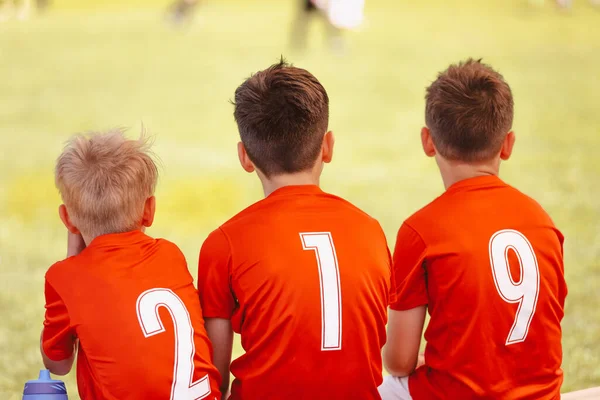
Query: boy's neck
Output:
[[436, 156, 500, 190], [259, 170, 320, 197], [79, 227, 146, 251]]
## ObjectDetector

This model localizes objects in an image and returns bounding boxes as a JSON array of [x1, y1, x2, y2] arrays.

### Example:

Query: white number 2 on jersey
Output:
[[300, 232, 343, 351], [136, 288, 212, 400], [489, 229, 540, 345]]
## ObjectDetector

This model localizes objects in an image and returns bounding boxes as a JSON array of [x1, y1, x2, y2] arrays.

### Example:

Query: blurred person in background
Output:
[[531, 0, 600, 8], [556, 0, 600, 7], [290, 0, 341, 52], [0, 0, 49, 21], [290, 0, 365, 52], [167, 0, 198, 25]]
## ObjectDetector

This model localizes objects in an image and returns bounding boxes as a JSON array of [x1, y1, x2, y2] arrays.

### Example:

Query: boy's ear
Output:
[[421, 127, 436, 157], [58, 205, 80, 234], [141, 196, 156, 228], [237, 142, 255, 173], [500, 131, 515, 161], [321, 131, 335, 164]]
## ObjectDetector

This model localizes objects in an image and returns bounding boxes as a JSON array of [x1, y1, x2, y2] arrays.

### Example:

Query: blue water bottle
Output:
[[22, 370, 68, 400]]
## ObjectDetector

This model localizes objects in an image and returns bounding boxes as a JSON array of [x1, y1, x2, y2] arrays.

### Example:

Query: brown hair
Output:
[[425, 59, 514, 161], [233, 59, 329, 177], [55, 128, 158, 238]]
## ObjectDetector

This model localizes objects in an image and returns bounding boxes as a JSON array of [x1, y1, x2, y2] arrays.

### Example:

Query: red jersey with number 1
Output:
[[197, 185, 394, 400], [42, 231, 221, 400], [391, 175, 567, 400]]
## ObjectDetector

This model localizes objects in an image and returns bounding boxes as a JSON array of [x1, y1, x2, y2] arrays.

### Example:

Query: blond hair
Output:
[[55, 128, 158, 239]]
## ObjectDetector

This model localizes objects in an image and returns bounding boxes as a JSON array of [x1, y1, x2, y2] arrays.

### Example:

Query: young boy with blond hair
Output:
[[380, 59, 567, 400], [41, 129, 221, 400]]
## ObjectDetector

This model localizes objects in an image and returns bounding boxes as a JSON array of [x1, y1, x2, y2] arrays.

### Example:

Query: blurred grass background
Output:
[[0, 0, 599, 398]]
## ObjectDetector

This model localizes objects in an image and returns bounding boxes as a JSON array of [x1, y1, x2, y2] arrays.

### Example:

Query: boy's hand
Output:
[[417, 353, 425, 369], [66, 232, 86, 257]]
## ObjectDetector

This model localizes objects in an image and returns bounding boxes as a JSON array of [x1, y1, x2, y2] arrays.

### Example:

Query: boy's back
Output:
[[44, 232, 221, 400], [380, 60, 566, 400], [41, 130, 221, 400], [199, 60, 393, 399], [393, 175, 566, 399], [199, 185, 392, 399]]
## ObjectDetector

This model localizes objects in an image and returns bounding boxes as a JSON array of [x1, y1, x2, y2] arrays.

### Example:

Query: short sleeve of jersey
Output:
[[389, 222, 428, 311], [197, 228, 236, 319], [42, 278, 75, 361]]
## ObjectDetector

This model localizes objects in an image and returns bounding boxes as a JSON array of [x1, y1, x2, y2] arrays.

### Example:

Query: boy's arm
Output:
[[384, 306, 426, 377], [205, 318, 233, 400], [41, 279, 77, 376], [197, 228, 237, 398], [40, 332, 77, 376], [383, 223, 429, 377], [40, 231, 85, 374]]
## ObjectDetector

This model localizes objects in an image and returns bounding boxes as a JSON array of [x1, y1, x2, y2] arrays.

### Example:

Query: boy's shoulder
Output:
[[151, 236, 185, 254], [45, 257, 78, 286], [405, 178, 556, 233], [314, 189, 380, 223], [46, 234, 186, 285], [220, 187, 380, 231]]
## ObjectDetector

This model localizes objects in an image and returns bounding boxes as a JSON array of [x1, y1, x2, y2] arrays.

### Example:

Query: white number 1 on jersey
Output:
[[300, 232, 343, 351]]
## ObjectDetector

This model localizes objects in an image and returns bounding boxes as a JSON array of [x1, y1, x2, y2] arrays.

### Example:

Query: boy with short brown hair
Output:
[[380, 59, 567, 400], [198, 60, 394, 400]]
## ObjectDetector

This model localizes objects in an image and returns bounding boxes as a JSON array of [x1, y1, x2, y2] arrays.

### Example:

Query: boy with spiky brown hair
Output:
[[41, 129, 221, 400], [380, 59, 567, 400], [197, 60, 394, 400]]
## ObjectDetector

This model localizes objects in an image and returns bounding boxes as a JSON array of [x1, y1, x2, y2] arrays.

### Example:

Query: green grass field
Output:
[[0, 0, 599, 398]]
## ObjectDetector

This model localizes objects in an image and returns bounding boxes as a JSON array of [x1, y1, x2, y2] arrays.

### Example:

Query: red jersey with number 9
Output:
[[42, 231, 222, 400], [197, 185, 394, 400], [391, 175, 567, 400]]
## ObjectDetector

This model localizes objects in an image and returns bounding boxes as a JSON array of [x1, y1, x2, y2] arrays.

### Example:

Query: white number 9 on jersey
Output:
[[489, 229, 540, 345]]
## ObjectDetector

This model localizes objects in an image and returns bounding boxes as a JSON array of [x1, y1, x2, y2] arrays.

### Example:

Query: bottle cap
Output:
[[23, 370, 67, 396]]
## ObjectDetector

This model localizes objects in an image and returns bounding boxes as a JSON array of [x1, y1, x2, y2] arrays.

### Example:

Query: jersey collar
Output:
[[446, 174, 505, 193], [87, 230, 150, 249], [268, 184, 324, 198]]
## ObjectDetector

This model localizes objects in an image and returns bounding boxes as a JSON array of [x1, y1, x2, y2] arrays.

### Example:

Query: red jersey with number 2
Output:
[[391, 175, 567, 400], [197, 185, 394, 400], [42, 231, 221, 400]]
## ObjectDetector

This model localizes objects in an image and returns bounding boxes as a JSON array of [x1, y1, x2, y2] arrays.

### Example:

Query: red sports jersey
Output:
[[197, 185, 393, 400], [42, 230, 222, 400], [391, 175, 567, 400]]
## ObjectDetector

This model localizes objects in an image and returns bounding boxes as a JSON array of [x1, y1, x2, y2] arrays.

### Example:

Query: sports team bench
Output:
[[562, 386, 600, 399]]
